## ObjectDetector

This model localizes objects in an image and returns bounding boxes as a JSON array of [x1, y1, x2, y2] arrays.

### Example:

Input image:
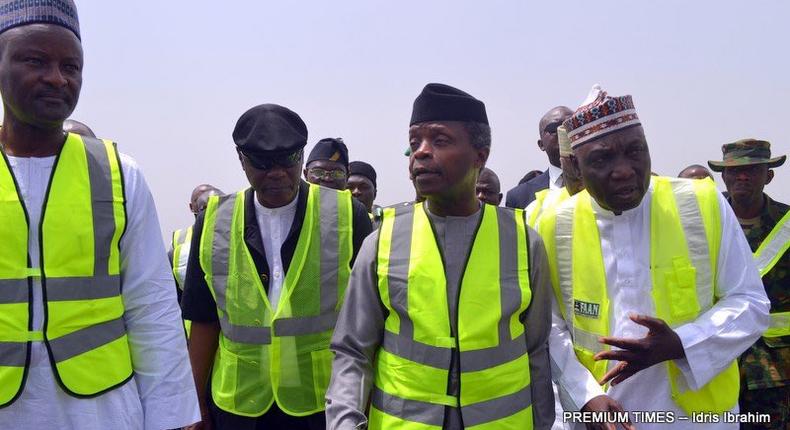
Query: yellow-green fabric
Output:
[[370, 202, 534, 429], [527, 188, 570, 229], [763, 312, 789, 339], [539, 177, 739, 414], [0, 133, 131, 406], [172, 226, 192, 290], [527, 189, 549, 227], [752, 211, 790, 339], [172, 226, 193, 338], [200, 184, 353, 417]]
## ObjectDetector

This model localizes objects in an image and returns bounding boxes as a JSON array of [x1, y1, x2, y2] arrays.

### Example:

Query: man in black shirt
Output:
[[182, 104, 371, 430]]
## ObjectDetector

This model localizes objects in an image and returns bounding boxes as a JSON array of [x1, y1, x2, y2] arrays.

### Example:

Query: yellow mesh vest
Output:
[[200, 184, 352, 417]]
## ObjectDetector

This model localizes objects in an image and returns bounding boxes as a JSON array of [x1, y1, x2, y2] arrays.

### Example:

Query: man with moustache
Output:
[[326, 83, 555, 429], [0, 1, 199, 428], [709, 140, 789, 429], [539, 86, 770, 429], [475, 167, 503, 206], [182, 104, 371, 429], [304, 137, 349, 190], [347, 160, 383, 226]]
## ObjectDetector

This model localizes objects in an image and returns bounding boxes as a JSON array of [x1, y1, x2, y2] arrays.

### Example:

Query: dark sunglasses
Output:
[[241, 149, 303, 170], [543, 121, 563, 135]]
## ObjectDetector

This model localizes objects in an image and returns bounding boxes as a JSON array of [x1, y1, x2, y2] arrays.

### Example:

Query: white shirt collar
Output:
[[253, 189, 299, 216], [548, 164, 563, 190]]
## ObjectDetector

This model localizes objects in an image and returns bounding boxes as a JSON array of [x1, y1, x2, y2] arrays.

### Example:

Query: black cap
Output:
[[306, 138, 349, 168], [410, 83, 488, 126], [232, 104, 308, 163], [348, 161, 377, 188]]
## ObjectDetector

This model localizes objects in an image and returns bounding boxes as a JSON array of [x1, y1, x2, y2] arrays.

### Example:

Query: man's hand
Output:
[[581, 395, 635, 430], [594, 313, 685, 386]]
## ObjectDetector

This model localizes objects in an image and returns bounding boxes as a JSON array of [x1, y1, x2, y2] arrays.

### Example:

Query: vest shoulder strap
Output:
[[754, 209, 790, 276]]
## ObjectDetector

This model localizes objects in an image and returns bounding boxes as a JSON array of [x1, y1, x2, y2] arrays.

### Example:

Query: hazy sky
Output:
[[61, 1, 789, 238]]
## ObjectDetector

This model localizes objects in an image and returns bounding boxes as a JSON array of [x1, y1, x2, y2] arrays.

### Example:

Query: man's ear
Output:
[[476, 146, 490, 169], [496, 193, 503, 206], [303, 167, 309, 180], [766, 169, 774, 185], [537, 138, 545, 152]]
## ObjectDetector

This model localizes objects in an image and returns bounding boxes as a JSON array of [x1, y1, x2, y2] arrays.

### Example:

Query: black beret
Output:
[[233, 104, 308, 157], [306, 138, 349, 168], [410, 83, 488, 126], [348, 161, 377, 188]]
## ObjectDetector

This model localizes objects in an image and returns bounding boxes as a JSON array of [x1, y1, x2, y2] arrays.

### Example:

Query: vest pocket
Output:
[[311, 348, 333, 399], [654, 259, 700, 324], [666, 262, 700, 322]]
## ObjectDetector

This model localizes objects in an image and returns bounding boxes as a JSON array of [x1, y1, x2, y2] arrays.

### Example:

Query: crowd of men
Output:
[[0, 1, 786, 430]]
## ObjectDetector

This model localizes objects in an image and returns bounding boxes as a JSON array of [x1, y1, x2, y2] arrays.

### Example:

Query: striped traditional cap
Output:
[[0, 0, 80, 39], [563, 84, 640, 150]]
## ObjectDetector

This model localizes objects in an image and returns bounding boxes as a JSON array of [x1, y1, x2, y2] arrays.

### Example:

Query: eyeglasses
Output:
[[308, 167, 347, 181], [241, 149, 303, 170], [542, 121, 563, 135]]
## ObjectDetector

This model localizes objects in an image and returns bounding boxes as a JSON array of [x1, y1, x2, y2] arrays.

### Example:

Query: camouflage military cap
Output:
[[707, 138, 786, 172]]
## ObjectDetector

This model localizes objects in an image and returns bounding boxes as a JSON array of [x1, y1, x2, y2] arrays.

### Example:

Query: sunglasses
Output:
[[241, 149, 303, 170], [308, 167, 347, 181], [543, 121, 563, 135]]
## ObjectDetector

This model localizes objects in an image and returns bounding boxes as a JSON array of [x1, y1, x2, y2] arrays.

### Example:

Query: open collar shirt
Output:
[[253, 190, 299, 310], [0, 154, 200, 430], [548, 183, 770, 429]]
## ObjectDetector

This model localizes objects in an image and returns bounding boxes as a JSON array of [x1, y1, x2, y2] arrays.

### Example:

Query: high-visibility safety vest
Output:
[[539, 177, 739, 415], [200, 184, 352, 417], [753, 210, 790, 339], [172, 226, 192, 290], [526, 187, 570, 228], [370, 202, 534, 429], [0, 133, 132, 407], [172, 227, 193, 338]]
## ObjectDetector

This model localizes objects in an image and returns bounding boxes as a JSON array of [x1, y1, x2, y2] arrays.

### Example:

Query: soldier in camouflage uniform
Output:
[[710, 139, 789, 429]]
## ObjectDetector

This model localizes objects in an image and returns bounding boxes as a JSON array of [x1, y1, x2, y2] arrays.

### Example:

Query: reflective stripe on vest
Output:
[[200, 184, 352, 417], [754, 210, 790, 277], [172, 226, 192, 290], [763, 311, 790, 338], [527, 188, 570, 229], [526, 189, 550, 226], [752, 211, 790, 339], [0, 133, 131, 406], [539, 177, 738, 414], [172, 226, 193, 337], [370, 202, 534, 429]]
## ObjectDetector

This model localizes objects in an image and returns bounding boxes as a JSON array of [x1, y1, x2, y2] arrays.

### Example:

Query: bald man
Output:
[[506, 106, 574, 208], [172, 184, 223, 292], [678, 164, 713, 180], [476, 167, 503, 206]]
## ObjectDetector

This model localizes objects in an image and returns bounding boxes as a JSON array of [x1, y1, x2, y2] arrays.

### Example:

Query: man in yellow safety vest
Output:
[[182, 104, 372, 429], [0, 1, 199, 428], [539, 85, 770, 429], [709, 139, 789, 429], [326, 83, 556, 429]]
